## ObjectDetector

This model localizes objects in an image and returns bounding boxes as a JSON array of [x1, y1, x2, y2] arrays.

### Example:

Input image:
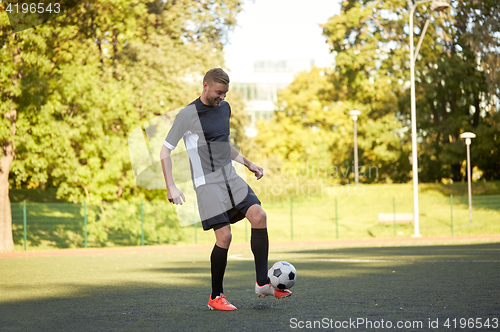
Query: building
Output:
[[230, 58, 315, 136]]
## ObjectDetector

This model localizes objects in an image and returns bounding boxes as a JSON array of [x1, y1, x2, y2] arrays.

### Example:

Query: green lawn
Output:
[[1, 238, 499, 331], [180, 182, 500, 246], [9, 181, 500, 250]]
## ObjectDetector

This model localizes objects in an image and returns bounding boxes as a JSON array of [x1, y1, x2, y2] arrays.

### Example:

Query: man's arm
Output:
[[230, 145, 263, 180], [160, 145, 186, 204]]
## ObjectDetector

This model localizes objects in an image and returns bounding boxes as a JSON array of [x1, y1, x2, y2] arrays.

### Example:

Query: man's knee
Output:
[[249, 206, 267, 228], [257, 209, 267, 225], [220, 232, 232, 246], [215, 226, 232, 248]]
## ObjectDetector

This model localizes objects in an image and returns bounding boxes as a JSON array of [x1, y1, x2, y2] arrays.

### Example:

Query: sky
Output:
[[224, 0, 341, 79]]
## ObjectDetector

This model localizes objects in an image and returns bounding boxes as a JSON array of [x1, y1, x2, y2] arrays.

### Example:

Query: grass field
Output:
[[179, 182, 500, 246], [9, 182, 500, 250], [1, 237, 499, 331]]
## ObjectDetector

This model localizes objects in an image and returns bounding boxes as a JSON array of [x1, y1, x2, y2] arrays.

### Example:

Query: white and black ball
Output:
[[267, 261, 297, 290]]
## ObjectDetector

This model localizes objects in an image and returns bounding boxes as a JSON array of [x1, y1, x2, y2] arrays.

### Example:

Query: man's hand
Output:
[[168, 186, 186, 205], [247, 163, 264, 180]]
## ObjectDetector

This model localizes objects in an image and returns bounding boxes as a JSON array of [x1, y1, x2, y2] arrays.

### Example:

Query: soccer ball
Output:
[[267, 261, 297, 290]]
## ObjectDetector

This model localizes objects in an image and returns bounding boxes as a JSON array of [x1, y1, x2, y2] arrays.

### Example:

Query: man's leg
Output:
[[246, 204, 268, 286], [248, 204, 292, 299], [211, 224, 232, 299]]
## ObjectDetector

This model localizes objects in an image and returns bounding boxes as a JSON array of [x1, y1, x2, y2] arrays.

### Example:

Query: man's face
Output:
[[203, 81, 229, 107]]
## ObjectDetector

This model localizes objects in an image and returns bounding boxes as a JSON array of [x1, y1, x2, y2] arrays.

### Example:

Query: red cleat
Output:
[[255, 282, 292, 299], [207, 294, 237, 311]]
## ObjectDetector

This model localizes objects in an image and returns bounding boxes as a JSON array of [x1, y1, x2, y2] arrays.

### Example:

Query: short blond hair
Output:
[[203, 68, 230, 85]]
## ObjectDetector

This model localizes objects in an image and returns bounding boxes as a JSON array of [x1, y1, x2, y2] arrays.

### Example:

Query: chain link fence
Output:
[[10, 194, 500, 250], [11, 201, 186, 250]]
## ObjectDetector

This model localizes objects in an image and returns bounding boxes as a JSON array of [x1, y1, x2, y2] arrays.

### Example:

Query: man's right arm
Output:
[[160, 145, 186, 205]]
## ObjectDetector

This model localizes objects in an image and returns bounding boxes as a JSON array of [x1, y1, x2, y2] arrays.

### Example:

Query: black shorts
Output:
[[195, 176, 261, 231]]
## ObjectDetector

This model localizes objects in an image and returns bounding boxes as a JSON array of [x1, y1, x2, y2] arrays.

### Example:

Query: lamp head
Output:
[[348, 110, 361, 121], [460, 132, 476, 146], [460, 132, 476, 139], [430, 0, 450, 12]]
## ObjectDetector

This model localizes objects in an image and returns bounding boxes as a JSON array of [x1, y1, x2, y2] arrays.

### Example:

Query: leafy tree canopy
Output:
[[1, 0, 245, 205], [257, 0, 499, 185]]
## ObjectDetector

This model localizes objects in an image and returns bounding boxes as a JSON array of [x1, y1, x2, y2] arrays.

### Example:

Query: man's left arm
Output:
[[230, 145, 263, 180]]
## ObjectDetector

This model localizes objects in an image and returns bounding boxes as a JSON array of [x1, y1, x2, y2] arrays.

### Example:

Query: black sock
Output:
[[211, 244, 228, 299], [251, 228, 269, 286]]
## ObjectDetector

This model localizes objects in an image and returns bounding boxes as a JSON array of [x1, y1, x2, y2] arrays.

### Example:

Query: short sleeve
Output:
[[164, 108, 190, 150], [228, 104, 232, 139]]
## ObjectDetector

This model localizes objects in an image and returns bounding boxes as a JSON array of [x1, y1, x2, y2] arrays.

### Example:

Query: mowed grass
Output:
[[1, 238, 500, 332], [179, 182, 500, 246], [10, 181, 500, 250]]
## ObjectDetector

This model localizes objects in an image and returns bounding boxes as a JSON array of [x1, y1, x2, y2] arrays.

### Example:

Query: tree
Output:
[[254, 67, 340, 172], [322, 0, 499, 183], [255, 64, 405, 184], [0, 0, 244, 251], [1, 13, 57, 251], [255, 0, 499, 189]]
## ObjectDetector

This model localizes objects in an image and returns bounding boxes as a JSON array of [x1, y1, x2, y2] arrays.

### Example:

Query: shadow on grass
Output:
[[9, 188, 66, 203], [1, 243, 499, 332], [281, 242, 500, 259], [419, 181, 500, 196], [452, 195, 500, 213], [418, 182, 500, 214]]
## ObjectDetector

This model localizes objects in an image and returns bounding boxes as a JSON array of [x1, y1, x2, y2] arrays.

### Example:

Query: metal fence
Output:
[[281, 194, 500, 241], [10, 194, 500, 250], [11, 200, 185, 250]]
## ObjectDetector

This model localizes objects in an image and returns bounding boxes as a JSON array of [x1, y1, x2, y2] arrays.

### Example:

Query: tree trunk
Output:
[[472, 94, 481, 128], [0, 110, 16, 252]]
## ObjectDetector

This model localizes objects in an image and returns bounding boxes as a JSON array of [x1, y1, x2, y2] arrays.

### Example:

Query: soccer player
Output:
[[160, 68, 291, 311]]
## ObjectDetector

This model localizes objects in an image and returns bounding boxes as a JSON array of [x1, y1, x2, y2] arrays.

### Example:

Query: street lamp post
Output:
[[409, 0, 450, 237], [349, 110, 362, 184], [460, 132, 476, 223]]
